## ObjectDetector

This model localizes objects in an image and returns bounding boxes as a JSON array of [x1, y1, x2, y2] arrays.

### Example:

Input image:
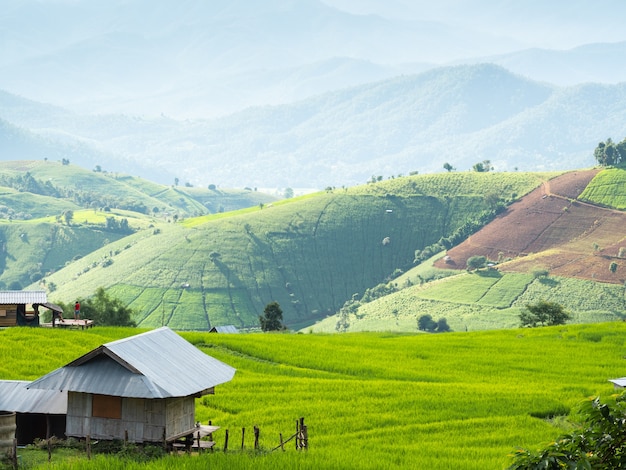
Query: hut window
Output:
[[92, 394, 122, 419]]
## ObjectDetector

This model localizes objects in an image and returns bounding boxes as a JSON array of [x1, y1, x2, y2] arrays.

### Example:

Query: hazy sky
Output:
[[322, 0, 626, 50]]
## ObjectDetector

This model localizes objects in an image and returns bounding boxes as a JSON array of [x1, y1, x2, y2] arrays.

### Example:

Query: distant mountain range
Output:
[[3, 64, 626, 188], [2, 1, 626, 188], [2, 0, 626, 118]]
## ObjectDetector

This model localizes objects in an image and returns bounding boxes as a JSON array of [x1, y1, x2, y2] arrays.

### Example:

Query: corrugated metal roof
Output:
[[29, 327, 236, 399], [0, 380, 67, 414], [41, 302, 64, 313], [0, 290, 47, 304], [609, 377, 626, 388], [210, 325, 239, 333]]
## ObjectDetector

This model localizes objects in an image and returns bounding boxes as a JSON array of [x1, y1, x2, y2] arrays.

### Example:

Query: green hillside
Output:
[[312, 167, 626, 333], [0, 161, 276, 289], [579, 166, 626, 209], [3, 324, 626, 469], [37, 171, 555, 330], [312, 270, 626, 333]]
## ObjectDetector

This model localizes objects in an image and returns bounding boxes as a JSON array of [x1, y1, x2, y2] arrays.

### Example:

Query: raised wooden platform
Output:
[[169, 424, 220, 453], [40, 319, 95, 329]]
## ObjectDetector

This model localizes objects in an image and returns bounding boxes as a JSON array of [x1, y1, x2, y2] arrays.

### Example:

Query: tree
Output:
[[509, 393, 626, 469], [436, 318, 451, 332], [63, 209, 73, 226], [610, 262, 618, 273], [418, 314, 451, 333], [466, 255, 486, 271], [443, 162, 455, 172], [284, 187, 294, 199], [259, 301, 285, 331], [519, 300, 570, 327], [418, 314, 437, 332], [68, 287, 136, 326], [594, 138, 623, 166], [472, 160, 493, 172]]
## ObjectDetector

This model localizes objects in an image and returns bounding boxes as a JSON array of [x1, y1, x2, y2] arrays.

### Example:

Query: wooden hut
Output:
[[28, 327, 235, 444], [0, 381, 67, 445], [0, 290, 48, 327]]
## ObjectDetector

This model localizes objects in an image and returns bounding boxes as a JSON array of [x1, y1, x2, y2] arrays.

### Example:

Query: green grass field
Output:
[[3, 323, 626, 469]]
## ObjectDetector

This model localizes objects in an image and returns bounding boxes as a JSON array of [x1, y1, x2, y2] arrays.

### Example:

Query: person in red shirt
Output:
[[74, 301, 80, 320]]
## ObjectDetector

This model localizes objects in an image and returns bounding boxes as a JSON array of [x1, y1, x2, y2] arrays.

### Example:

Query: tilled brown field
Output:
[[434, 169, 626, 284]]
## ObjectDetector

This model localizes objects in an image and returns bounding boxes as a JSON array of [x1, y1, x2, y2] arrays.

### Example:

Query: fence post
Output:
[[223, 429, 229, 452], [298, 417, 305, 450], [254, 426, 259, 450], [302, 423, 308, 450], [295, 419, 299, 450], [86, 435, 91, 460], [279, 433, 285, 451], [11, 438, 17, 470], [241, 427, 245, 450], [208, 420, 214, 452]]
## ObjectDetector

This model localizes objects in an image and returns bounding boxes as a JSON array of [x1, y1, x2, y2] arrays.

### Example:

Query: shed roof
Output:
[[609, 377, 626, 388], [28, 327, 235, 399], [41, 302, 64, 313], [0, 290, 47, 304], [210, 325, 239, 334], [0, 380, 67, 414]]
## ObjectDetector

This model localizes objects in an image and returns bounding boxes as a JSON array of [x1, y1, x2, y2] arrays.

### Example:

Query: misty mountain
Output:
[[459, 41, 626, 87], [3, 64, 626, 188], [4, 0, 625, 119]]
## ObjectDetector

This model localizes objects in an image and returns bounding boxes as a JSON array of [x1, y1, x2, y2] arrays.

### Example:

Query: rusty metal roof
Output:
[[28, 327, 236, 399], [0, 380, 67, 414], [0, 290, 47, 304]]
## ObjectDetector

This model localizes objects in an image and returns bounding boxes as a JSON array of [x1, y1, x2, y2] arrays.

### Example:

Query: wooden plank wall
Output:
[[67, 392, 175, 443], [165, 397, 195, 440], [0, 305, 17, 327]]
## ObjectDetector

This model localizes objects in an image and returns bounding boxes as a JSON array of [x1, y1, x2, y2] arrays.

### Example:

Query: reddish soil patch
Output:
[[434, 169, 626, 284]]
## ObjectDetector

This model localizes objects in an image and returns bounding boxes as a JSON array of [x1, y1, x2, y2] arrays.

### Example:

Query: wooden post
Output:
[[254, 425, 259, 450], [86, 435, 91, 460], [162, 428, 167, 451], [279, 433, 285, 451], [196, 431, 201, 453], [208, 420, 214, 452], [11, 438, 17, 470], [124, 430, 128, 444], [47, 438, 52, 462], [241, 427, 245, 450], [302, 424, 309, 450], [295, 419, 299, 450], [223, 429, 229, 452]]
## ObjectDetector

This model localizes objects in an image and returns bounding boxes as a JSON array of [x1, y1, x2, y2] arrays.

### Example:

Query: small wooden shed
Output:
[[0, 290, 47, 327], [28, 327, 235, 444]]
